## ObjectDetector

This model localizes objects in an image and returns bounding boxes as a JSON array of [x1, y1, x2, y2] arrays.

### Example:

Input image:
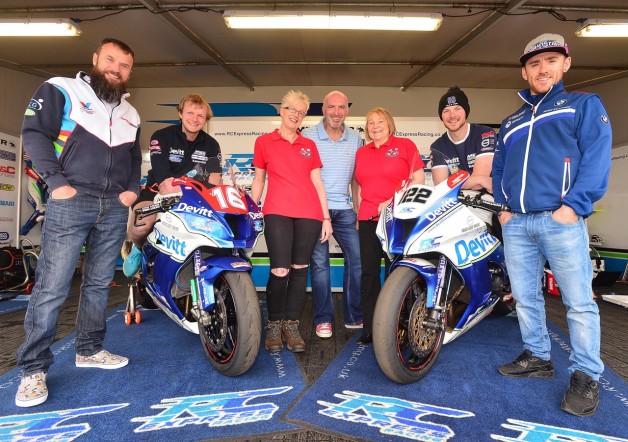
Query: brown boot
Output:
[[282, 320, 305, 352], [265, 320, 283, 352]]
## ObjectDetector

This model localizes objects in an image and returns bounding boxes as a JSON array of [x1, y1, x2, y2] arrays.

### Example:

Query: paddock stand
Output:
[[124, 278, 141, 326]]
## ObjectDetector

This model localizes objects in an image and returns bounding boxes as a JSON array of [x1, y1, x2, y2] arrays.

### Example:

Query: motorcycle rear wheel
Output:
[[373, 266, 445, 384], [199, 271, 261, 376]]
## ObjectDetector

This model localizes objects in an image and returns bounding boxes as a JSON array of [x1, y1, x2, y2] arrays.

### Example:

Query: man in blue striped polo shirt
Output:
[[302, 91, 363, 338]]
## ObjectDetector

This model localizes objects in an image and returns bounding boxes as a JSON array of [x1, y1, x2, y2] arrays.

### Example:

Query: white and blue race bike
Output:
[[128, 175, 263, 376], [373, 170, 514, 384]]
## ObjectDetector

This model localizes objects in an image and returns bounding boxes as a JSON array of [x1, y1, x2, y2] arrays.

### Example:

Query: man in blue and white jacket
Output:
[[16, 38, 142, 408], [493, 33, 612, 417]]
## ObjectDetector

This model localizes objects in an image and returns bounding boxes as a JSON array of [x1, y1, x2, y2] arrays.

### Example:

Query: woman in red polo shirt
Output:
[[251, 90, 333, 354], [354, 107, 425, 344]]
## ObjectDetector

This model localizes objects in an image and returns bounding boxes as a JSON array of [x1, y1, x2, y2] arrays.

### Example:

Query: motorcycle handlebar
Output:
[[458, 193, 510, 214], [133, 195, 180, 227]]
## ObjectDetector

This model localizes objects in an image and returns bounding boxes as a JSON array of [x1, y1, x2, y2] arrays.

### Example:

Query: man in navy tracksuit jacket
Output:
[[16, 38, 141, 408], [493, 33, 612, 417]]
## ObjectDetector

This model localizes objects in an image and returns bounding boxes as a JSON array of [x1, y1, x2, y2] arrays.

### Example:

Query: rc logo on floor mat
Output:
[[131, 387, 292, 432], [319, 390, 472, 440], [317, 390, 628, 442], [0, 387, 293, 440], [0, 404, 128, 440]]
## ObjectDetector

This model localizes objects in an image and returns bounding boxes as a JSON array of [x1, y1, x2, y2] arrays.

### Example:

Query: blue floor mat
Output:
[[0, 294, 30, 314], [0, 306, 307, 441], [286, 315, 628, 442]]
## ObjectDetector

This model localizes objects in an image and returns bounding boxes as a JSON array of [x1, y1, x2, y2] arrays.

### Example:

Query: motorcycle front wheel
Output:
[[373, 266, 446, 384], [199, 271, 262, 376]]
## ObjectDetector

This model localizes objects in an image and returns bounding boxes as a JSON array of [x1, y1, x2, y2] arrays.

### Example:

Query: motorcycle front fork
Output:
[[190, 249, 215, 327], [424, 255, 449, 331]]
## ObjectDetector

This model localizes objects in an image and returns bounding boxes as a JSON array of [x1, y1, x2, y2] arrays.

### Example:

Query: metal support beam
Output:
[[400, 0, 529, 91], [138, 0, 255, 90], [22, 60, 628, 71], [3, 3, 628, 14]]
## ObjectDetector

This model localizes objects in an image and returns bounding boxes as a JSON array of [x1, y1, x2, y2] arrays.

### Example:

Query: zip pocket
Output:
[[500, 161, 510, 203], [561, 158, 571, 200], [58, 139, 78, 169]]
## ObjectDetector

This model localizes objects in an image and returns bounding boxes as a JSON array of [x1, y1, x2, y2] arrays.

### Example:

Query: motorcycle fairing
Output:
[[453, 249, 501, 327], [195, 254, 253, 311], [147, 184, 262, 261], [443, 298, 498, 344], [142, 282, 200, 334], [378, 172, 470, 257], [139, 244, 254, 332], [392, 258, 439, 308], [186, 182, 265, 249], [141, 243, 189, 321], [379, 170, 508, 340], [175, 179, 248, 215], [134, 176, 264, 349], [393, 255, 501, 343], [139, 252, 199, 333]]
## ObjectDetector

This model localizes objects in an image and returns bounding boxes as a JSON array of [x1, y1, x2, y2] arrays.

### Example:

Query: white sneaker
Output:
[[16, 372, 48, 408], [76, 350, 128, 369], [316, 322, 333, 338]]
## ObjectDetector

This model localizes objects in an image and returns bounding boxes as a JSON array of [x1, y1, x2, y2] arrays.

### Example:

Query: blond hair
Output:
[[364, 107, 396, 142], [281, 89, 310, 111], [178, 93, 213, 121]]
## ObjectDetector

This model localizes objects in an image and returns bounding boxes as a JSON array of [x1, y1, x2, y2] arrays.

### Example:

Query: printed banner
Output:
[[210, 116, 444, 190], [0, 131, 20, 247], [141, 115, 445, 289]]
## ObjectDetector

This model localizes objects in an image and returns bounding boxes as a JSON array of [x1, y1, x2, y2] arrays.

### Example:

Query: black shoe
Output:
[[357, 333, 372, 345], [498, 350, 554, 378], [560, 370, 600, 417]]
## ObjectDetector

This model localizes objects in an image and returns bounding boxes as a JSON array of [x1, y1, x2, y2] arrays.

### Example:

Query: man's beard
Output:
[[325, 116, 344, 130], [90, 68, 128, 103]]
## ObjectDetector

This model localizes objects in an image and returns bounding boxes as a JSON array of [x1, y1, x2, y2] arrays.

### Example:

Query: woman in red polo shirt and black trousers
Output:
[[251, 90, 333, 354], [354, 107, 425, 344]]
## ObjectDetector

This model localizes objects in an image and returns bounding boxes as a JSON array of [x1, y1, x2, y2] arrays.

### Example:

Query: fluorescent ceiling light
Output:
[[223, 10, 443, 31], [0, 18, 81, 37], [575, 19, 628, 37]]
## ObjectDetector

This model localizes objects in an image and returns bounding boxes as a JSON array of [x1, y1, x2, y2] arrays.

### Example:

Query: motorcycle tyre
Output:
[[199, 271, 261, 377], [373, 266, 445, 384]]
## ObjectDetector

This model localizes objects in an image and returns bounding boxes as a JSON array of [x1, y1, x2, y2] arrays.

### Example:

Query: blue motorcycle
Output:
[[372, 170, 514, 383], [127, 176, 264, 376]]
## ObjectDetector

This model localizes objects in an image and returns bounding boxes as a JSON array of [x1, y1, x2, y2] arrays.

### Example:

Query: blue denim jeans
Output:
[[310, 209, 362, 325], [17, 193, 129, 375], [502, 211, 603, 380]]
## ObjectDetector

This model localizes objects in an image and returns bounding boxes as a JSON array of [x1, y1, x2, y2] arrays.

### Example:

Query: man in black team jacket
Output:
[[123, 93, 222, 277]]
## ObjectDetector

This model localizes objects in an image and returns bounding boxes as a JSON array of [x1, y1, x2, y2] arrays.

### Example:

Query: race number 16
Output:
[[211, 186, 247, 211]]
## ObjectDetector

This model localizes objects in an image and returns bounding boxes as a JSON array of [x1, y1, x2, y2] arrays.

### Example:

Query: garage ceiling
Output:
[[1, 1, 627, 91]]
